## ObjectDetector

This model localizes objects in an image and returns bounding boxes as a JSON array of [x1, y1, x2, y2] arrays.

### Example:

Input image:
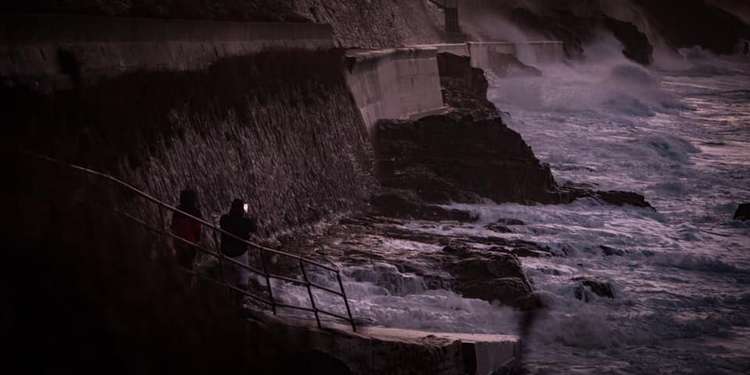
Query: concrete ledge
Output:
[[345, 47, 446, 134], [261, 314, 519, 375], [422, 41, 565, 70], [0, 14, 334, 90]]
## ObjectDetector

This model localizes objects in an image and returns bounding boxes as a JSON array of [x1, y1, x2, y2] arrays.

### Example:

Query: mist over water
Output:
[[267, 22, 750, 374], [483, 43, 750, 373]]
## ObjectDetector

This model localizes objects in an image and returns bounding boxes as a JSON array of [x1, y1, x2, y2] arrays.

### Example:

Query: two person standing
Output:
[[170, 190, 257, 289]]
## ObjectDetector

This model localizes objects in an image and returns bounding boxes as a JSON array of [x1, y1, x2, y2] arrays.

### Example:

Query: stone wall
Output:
[[5, 50, 374, 235], [0, 14, 334, 91], [345, 47, 446, 134]]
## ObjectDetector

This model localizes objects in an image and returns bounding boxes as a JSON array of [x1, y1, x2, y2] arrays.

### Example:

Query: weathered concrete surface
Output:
[[0, 14, 334, 90], [414, 41, 564, 74], [345, 47, 447, 134], [261, 314, 519, 375]]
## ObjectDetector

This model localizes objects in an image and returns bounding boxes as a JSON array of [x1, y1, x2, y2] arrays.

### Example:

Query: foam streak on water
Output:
[[268, 52, 750, 374], [481, 52, 750, 374]]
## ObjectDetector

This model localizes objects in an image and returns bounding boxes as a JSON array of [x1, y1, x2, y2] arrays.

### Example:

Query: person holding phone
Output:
[[219, 198, 257, 290]]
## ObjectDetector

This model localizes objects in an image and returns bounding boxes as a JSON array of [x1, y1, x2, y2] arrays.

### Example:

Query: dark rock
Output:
[[369, 190, 477, 222], [634, 0, 749, 55], [594, 190, 652, 208], [485, 223, 513, 233], [603, 17, 654, 65], [734, 203, 750, 221], [493, 218, 526, 226], [573, 277, 615, 302], [375, 112, 560, 205], [600, 245, 625, 257], [444, 246, 535, 307], [508, 8, 584, 58], [486, 53, 542, 78], [437, 53, 496, 120], [559, 183, 654, 208], [457, 277, 533, 306]]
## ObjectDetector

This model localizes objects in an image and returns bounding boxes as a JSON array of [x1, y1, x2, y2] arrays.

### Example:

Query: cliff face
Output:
[[373, 53, 559, 206], [461, 0, 750, 64], [291, 0, 445, 48], [5, 50, 374, 234], [2, 0, 448, 48]]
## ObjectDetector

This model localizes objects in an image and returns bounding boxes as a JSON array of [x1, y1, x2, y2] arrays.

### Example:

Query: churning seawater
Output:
[[473, 51, 750, 374], [271, 50, 750, 374]]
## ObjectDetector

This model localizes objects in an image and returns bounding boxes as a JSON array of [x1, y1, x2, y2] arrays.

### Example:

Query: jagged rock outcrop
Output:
[[375, 112, 560, 205], [369, 190, 477, 222], [375, 51, 653, 209], [437, 53, 496, 119], [442, 244, 536, 307], [603, 16, 654, 65], [634, 0, 749, 55], [462, 0, 748, 63], [573, 277, 615, 302], [734, 203, 750, 221]]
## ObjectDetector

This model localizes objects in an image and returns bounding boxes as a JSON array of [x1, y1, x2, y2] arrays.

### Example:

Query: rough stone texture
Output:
[[462, 0, 748, 61], [4, 50, 374, 235], [634, 0, 749, 55], [436, 52, 496, 119], [370, 190, 478, 222], [375, 112, 559, 205], [0, 0, 306, 22], [0, 15, 335, 92], [443, 244, 536, 307], [604, 16, 654, 65], [291, 0, 445, 48], [735, 203, 750, 221], [573, 277, 616, 302]]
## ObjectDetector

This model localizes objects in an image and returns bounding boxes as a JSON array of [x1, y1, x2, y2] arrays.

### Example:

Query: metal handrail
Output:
[[24, 151, 357, 331]]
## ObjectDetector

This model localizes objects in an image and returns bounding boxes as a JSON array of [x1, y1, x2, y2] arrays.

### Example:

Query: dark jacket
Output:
[[219, 212, 257, 257]]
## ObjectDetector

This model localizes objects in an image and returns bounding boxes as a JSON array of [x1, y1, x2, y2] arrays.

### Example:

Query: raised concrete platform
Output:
[[257, 313, 519, 375], [414, 41, 565, 70], [345, 47, 447, 134]]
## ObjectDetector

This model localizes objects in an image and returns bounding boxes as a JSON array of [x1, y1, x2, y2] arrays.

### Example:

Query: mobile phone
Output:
[[243, 203, 249, 213]]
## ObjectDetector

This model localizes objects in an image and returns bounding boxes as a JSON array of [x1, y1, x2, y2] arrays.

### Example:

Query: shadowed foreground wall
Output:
[[4, 50, 374, 234]]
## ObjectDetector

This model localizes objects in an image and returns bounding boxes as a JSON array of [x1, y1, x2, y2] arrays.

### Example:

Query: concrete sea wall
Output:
[[418, 41, 565, 70], [3, 16, 371, 234], [345, 47, 447, 133], [0, 14, 334, 90]]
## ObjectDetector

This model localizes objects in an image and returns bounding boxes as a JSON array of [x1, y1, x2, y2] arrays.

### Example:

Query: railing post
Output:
[[300, 259, 321, 329], [260, 248, 276, 315], [336, 271, 356, 332], [215, 227, 227, 289]]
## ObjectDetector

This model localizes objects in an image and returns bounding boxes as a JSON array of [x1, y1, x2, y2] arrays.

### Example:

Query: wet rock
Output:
[[485, 223, 513, 233], [369, 190, 477, 222], [559, 184, 654, 208], [437, 52, 496, 119], [594, 190, 652, 208], [456, 277, 533, 307], [573, 277, 615, 302], [600, 245, 625, 257], [493, 218, 526, 226], [734, 203, 750, 221], [375, 112, 560, 205], [603, 17, 654, 65], [443, 246, 535, 307]]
